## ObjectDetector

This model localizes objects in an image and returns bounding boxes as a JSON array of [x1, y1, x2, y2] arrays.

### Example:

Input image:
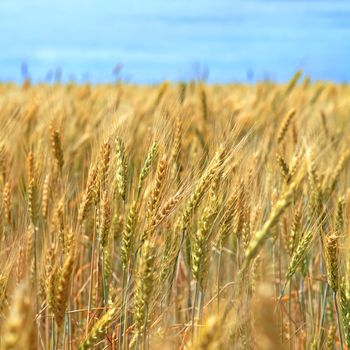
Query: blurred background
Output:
[[0, 0, 349, 83]]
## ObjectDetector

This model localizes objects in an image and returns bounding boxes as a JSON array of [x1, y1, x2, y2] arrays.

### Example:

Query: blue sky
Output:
[[0, 0, 349, 83]]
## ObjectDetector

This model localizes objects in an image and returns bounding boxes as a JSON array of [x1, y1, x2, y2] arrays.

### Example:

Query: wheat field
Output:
[[0, 74, 349, 349]]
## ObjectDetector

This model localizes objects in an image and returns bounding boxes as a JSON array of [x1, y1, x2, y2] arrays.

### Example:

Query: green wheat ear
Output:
[[115, 135, 127, 201], [240, 181, 296, 277], [137, 141, 158, 197]]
